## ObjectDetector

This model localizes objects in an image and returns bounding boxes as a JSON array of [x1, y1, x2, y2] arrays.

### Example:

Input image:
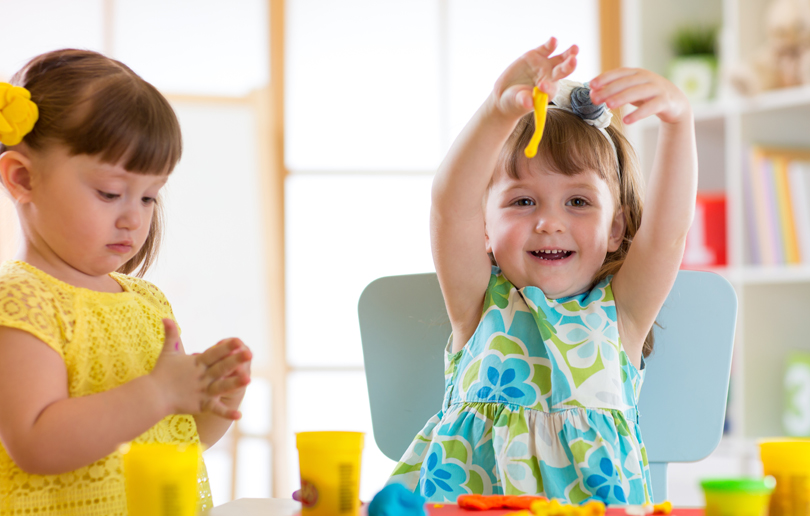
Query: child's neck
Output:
[[16, 244, 124, 293]]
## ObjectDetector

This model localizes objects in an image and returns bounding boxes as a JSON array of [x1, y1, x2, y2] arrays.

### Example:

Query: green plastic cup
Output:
[[701, 477, 776, 516]]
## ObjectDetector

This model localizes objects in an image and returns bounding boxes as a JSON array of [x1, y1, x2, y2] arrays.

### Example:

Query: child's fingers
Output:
[[599, 82, 659, 111], [205, 400, 242, 420], [196, 338, 243, 368], [529, 36, 558, 59], [205, 348, 253, 380], [514, 87, 534, 109], [207, 373, 251, 396], [622, 97, 666, 124], [590, 73, 652, 105], [161, 319, 181, 353], [534, 44, 577, 82], [550, 54, 577, 82], [589, 67, 640, 90]]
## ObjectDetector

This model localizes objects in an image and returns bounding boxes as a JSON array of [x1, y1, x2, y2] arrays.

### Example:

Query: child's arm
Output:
[[589, 69, 697, 367], [433, 38, 578, 351], [0, 320, 249, 475]]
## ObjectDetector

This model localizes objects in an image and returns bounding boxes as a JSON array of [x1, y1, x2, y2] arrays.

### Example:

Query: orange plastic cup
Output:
[[760, 439, 810, 516], [296, 431, 365, 516], [121, 442, 200, 516]]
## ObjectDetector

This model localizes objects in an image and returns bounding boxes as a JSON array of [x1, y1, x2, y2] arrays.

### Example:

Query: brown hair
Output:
[[0, 49, 182, 277], [499, 108, 655, 357]]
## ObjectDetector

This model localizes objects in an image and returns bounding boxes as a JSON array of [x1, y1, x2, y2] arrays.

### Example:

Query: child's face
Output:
[[28, 146, 168, 278], [485, 159, 625, 298]]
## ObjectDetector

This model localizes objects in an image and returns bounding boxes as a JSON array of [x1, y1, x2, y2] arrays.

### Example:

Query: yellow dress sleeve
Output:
[[0, 262, 67, 357]]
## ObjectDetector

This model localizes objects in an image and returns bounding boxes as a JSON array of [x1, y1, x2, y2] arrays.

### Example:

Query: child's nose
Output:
[[116, 203, 142, 230], [535, 208, 566, 233]]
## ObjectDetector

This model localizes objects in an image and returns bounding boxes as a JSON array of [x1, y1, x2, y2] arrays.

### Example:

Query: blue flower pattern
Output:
[[469, 355, 537, 405], [419, 444, 469, 501], [585, 457, 628, 504]]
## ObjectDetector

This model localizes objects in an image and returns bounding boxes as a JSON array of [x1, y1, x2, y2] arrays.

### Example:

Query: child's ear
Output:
[[0, 151, 34, 203], [608, 208, 626, 252], [484, 224, 493, 254]]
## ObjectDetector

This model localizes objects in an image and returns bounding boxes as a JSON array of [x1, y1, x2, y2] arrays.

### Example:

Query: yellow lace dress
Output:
[[0, 261, 212, 515]]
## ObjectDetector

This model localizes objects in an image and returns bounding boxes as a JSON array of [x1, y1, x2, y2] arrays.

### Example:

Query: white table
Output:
[[209, 498, 301, 516]]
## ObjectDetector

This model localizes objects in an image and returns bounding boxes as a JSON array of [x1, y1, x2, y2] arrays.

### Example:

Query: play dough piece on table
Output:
[[652, 501, 672, 515], [368, 483, 427, 516], [524, 86, 548, 159], [529, 499, 606, 516], [624, 505, 653, 516], [457, 494, 547, 511]]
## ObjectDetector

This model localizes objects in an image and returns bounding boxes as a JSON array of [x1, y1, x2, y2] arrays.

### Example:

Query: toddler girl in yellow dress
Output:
[[0, 49, 253, 515]]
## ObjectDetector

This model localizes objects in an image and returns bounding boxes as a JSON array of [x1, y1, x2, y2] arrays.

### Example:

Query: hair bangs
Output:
[[63, 75, 182, 174], [504, 109, 619, 186]]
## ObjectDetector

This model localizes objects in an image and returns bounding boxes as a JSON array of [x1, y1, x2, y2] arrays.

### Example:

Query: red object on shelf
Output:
[[681, 192, 727, 269]]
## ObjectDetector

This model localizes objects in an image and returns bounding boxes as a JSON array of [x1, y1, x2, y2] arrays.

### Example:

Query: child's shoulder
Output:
[[112, 273, 172, 307], [0, 260, 54, 291], [0, 261, 67, 350]]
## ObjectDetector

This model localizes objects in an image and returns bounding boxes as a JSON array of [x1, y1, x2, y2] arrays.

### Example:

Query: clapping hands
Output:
[[150, 319, 252, 420]]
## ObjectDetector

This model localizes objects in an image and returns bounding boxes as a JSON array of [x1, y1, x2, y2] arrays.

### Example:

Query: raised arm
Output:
[[433, 38, 578, 351], [589, 69, 697, 366]]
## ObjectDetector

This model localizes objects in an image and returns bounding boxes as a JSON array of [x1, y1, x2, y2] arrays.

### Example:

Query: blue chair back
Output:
[[358, 271, 737, 503]]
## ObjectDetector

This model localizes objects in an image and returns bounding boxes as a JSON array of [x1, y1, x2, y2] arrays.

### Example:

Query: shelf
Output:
[[737, 265, 810, 284], [630, 0, 810, 445], [683, 265, 810, 285], [737, 85, 810, 114], [634, 86, 810, 131]]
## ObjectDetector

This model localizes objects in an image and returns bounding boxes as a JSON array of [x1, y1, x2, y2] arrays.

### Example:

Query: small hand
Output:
[[150, 319, 251, 420], [195, 337, 253, 419], [492, 37, 579, 118], [588, 68, 691, 125]]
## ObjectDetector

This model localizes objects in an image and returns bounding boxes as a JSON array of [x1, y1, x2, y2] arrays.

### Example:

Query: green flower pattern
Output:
[[390, 268, 652, 504]]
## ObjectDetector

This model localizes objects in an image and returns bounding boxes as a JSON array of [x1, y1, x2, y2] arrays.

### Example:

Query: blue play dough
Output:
[[368, 483, 427, 516]]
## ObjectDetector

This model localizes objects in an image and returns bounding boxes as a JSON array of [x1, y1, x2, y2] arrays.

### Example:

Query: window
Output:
[[285, 0, 600, 499]]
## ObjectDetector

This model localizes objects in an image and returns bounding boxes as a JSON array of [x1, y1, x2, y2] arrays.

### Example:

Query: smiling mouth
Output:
[[530, 249, 573, 260]]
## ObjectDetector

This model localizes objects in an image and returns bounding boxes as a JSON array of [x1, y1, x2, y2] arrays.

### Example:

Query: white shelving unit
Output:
[[622, 0, 809, 504]]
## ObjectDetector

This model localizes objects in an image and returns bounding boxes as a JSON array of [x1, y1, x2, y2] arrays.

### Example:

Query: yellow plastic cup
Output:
[[700, 477, 776, 516], [121, 442, 200, 516], [760, 439, 810, 516], [296, 431, 365, 516]]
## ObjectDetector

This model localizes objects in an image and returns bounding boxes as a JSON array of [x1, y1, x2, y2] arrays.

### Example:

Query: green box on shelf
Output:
[[784, 351, 810, 436]]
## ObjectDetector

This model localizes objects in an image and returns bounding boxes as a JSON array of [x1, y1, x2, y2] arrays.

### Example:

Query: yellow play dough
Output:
[[524, 86, 548, 159]]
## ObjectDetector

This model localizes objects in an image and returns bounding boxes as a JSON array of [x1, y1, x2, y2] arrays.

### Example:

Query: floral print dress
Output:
[[389, 268, 653, 504]]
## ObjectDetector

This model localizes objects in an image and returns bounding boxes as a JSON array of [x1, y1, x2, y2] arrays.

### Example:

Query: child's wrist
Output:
[[141, 373, 175, 419]]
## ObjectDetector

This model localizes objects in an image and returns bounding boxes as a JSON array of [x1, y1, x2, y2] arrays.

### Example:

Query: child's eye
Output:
[[142, 196, 156, 205], [97, 190, 119, 200], [513, 198, 535, 207], [567, 197, 588, 207]]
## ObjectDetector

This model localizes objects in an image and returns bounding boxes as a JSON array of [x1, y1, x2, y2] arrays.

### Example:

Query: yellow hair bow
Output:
[[0, 83, 38, 146]]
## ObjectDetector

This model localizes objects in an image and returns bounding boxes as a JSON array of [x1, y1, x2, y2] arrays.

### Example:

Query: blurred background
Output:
[[1, 0, 809, 508]]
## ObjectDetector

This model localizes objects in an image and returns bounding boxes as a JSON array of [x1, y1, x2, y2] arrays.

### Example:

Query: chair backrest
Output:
[[359, 270, 737, 503]]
